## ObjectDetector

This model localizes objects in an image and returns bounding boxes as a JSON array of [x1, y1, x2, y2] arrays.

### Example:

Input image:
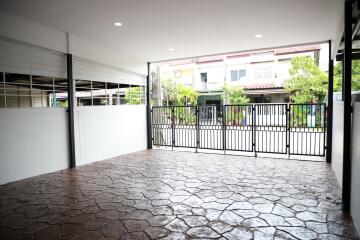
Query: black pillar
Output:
[[67, 54, 76, 168], [342, 0, 353, 212], [146, 62, 152, 149], [326, 40, 334, 164]]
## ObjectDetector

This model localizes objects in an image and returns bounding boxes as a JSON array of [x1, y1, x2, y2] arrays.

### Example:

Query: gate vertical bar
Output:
[[171, 106, 175, 150], [146, 62, 152, 149], [252, 104, 256, 156], [195, 105, 200, 152], [223, 105, 226, 153], [287, 104, 290, 158]]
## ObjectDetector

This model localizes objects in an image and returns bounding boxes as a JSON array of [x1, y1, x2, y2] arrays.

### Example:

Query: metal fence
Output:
[[152, 104, 326, 156]]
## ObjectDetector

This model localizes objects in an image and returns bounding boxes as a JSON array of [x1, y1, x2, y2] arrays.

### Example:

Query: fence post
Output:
[[150, 107, 153, 146], [171, 106, 175, 150], [196, 105, 199, 152], [287, 104, 290, 158], [252, 104, 257, 157], [223, 105, 226, 154]]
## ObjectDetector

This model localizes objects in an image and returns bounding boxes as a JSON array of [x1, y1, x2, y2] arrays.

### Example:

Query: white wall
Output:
[[0, 105, 148, 184], [330, 101, 360, 235], [0, 37, 67, 78], [332, 101, 344, 187], [195, 63, 225, 91], [0, 10, 67, 53], [351, 102, 360, 235], [0, 108, 69, 184], [74, 105, 147, 166]]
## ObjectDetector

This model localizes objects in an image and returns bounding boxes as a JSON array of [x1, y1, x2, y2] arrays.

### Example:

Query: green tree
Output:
[[222, 84, 249, 126], [161, 79, 198, 105], [222, 84, 249, 104], [285, 56, 340, 103], [56, 100, 68, 108], [175, 84, 198, 105], [334, 60, 360, 91], [125, 87, 143, 105], [162, 79, 178, 105], [161, 81, 198, 124]]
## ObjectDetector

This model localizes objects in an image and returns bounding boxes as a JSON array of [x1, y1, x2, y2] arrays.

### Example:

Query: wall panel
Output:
[[73, 58, 145, 86], [351, 102, 360, 235], [74, 105, 147, 166], [0, 37, 66, 78], [331, 101, 344, 187], [0, 108, 69, 184]]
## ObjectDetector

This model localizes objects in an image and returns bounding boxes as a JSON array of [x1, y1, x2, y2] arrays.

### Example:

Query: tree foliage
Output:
[[285, 56, 340, 104], [125, 87, 143, 105], [162, 79, 198, 105], [176, 84, 198, 105], [334, 60, 360, 91], [162, 79, 177, 105], [222, 84, 249, 104]]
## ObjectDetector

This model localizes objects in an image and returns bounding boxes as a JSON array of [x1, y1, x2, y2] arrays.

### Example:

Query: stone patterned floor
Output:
[[0, 150, 358, 240]]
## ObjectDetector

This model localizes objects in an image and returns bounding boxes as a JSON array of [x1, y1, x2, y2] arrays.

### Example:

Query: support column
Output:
[[342, 0, 353, 212], [67, 53, 76, 168], [146, 62, 153, 149], [326, 40, 334, 164]]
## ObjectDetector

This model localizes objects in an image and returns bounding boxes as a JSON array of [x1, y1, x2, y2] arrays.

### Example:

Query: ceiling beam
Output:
[[336, 51, 360, 61]]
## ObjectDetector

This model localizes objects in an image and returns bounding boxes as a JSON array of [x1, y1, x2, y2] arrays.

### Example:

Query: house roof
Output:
[[242, 82, 284, 90], [160, 44, 321, 66], [196, 55, 224, 64], [274, 45, 321, 55]]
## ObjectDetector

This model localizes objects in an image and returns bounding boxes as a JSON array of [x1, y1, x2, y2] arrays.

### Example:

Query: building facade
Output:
[[157, 44, 328, 105]]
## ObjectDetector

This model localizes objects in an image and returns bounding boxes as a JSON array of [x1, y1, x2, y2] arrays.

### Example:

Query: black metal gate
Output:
[[152, 104, 326, 157]]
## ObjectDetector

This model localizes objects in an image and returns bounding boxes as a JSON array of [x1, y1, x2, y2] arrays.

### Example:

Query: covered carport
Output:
[[0, 0, 359, 239]]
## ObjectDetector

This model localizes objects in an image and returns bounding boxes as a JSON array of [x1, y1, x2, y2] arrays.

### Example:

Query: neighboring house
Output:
[[158, 44, 328, 104]]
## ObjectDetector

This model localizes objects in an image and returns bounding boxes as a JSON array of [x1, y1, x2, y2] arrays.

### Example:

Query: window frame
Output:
[[230, 69, 247, 82], [75, 79, 146, 107], [0, 72, 68, 109]]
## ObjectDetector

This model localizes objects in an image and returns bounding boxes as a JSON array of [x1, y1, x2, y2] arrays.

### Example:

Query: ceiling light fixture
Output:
[[114, 22, 123, 27], [255, 34, 263, 38], [168, 48, 176, 51]]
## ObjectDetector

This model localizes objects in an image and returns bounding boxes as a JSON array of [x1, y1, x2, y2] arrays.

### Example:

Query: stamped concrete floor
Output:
[[0, 150, 358, 240]]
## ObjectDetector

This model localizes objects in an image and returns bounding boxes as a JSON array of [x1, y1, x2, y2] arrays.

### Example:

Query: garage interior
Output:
[[0, 0, 360, 239]]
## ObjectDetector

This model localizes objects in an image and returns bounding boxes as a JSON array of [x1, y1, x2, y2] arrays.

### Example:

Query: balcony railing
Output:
[[197, 82, 223, 91]]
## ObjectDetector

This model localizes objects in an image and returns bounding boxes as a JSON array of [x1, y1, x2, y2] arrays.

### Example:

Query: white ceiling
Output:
[[0, 0, 343, 69]]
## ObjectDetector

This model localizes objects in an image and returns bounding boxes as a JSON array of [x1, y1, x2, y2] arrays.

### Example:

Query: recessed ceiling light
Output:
[[114, 22, 122, 27], [168, 48, 176, 51], [255, 34, 263, 38]]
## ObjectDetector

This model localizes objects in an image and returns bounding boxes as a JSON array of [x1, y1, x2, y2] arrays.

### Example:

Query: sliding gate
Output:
[[152, 104, 326, 156]]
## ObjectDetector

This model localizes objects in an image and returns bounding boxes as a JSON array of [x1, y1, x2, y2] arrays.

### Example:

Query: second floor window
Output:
[[254, 65, 272, 81], [200, 72, 207, 82], [230, 69, 246, 81]]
